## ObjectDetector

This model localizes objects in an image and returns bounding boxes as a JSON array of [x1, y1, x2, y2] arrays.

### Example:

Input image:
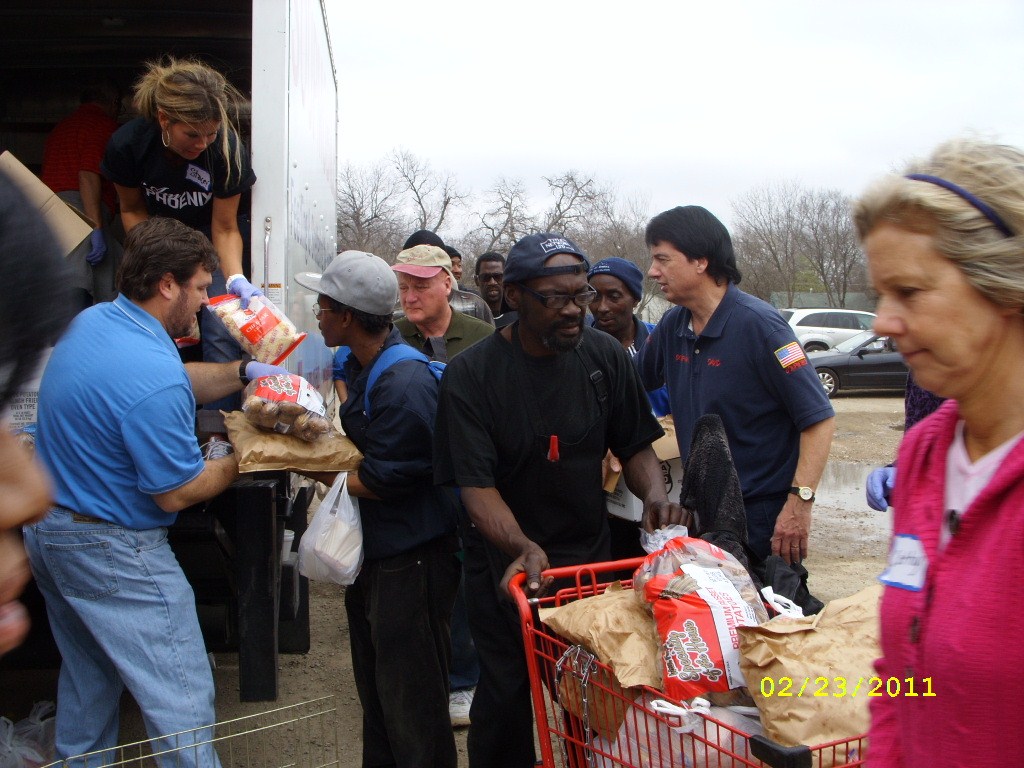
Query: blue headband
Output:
[[905, 173, 1014, 237]]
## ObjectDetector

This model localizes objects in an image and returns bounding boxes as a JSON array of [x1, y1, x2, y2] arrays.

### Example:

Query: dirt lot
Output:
[[3, 393, 906, 764]]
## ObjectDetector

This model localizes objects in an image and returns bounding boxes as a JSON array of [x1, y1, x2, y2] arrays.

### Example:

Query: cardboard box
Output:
[[606, 457, 684, 522], [1, 348, 51, 431], [0, 153, 86, 432], [0, 150, 93, 257], [605, 416, 683, 522]]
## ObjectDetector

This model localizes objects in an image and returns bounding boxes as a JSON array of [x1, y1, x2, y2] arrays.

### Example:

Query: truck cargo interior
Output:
[[0, 0, 339, 704], [0, 1, 254, 173]]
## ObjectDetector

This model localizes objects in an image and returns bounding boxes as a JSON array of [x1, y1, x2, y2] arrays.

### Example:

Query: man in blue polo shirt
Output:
[[635, 206, 835, 565], [23, 217, 284, 767]]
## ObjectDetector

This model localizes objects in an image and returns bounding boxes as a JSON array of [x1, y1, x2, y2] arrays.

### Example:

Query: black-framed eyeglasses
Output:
[[518, 285, 597, 310], [476, 273, 503, 284], [312, 303, 334, 318]]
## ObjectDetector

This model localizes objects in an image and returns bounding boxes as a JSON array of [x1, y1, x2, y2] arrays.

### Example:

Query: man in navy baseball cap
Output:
[[434, 230, 682, 767], [502, 233, 590, 285]]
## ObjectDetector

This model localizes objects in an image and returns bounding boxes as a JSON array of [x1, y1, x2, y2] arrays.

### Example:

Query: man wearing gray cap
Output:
[[296, 250, 460, 768], [433, 233, 683, 768]]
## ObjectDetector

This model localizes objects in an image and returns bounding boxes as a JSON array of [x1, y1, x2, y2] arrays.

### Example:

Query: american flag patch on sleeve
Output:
[[774, 341, 808, 372]]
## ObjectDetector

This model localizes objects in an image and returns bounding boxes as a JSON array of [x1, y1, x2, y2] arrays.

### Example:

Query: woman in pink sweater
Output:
[[854, 138, 1024, 767]]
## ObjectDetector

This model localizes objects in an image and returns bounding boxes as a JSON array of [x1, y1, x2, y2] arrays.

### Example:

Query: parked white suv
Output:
[[779, 308, 876, 352]]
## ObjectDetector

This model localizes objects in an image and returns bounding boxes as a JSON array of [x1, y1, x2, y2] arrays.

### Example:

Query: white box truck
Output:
[[250, 0, 338, 392], [0, 0, 337, 392], [0, 0, 339, 700]]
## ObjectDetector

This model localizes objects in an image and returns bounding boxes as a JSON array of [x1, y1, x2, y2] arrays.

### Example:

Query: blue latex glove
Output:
[[226, 274, 264, 310], [86, 229, 106, 266], [245, 360, 289, 382], [866, 466, 896, 511]]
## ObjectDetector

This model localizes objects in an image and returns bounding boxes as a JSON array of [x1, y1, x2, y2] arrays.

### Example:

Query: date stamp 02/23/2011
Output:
[[759, 676, 937, 698]]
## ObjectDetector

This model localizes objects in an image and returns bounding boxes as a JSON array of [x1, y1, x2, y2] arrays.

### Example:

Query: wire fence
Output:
[[42, 697, 339, 768]]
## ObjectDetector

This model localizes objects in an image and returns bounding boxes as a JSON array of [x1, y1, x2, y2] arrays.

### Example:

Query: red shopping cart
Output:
[[510, 558, 867, 768]]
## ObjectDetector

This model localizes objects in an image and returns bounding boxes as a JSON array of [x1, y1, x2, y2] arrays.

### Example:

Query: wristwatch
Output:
[[789, 485, 815, 502], [238, 354, 253, 385]]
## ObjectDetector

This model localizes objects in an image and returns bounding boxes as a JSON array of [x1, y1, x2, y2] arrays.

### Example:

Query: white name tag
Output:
[[879, 534, 928, 591], [186, 164, 212, 191]]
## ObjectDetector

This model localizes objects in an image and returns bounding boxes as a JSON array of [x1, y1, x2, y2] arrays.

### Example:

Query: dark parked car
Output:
[[807, 331, 908, 397]]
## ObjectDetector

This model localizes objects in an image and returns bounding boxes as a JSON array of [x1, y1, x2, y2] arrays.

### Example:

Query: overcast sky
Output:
[[326, 0, 1024, 232]]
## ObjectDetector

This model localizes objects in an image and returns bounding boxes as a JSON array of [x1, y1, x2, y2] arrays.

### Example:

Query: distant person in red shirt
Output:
[[41, 79, 122, 308]]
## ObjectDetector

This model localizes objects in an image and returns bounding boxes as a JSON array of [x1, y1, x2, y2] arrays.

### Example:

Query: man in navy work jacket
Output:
[[296, 250, 460, 768], [587, 255, 671, 416], [635, 205, 835, 565]]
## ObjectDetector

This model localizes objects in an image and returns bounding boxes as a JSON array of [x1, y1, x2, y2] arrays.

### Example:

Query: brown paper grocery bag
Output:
[[556, 664, 643, 742], [539, 582, 663, 690], [738, 584, 881, 765], [539, 583, 663, 740], [224, 410, 363, 473]]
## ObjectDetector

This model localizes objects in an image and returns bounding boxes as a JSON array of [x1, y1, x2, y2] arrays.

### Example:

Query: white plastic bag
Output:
[[0, 717, 45, 768], [298, 473, 362, 585], [592, 694, 764, 768], [12, 701, 54, 763], [640, 524, 689, 554]]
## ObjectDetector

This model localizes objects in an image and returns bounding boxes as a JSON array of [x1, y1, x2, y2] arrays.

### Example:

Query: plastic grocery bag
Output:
[[298, 473, 362, 585], [12, 701, 54, 762], [591, 694, 763, 768], [0, 716, 45, 768], [640, 524, 689, 554]]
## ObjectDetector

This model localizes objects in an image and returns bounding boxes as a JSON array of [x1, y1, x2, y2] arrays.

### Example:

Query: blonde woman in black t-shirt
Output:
[[102, 57, 258, 405]]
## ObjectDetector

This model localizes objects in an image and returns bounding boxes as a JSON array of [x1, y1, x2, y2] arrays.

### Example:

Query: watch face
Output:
[[799, 487, 813, 500]]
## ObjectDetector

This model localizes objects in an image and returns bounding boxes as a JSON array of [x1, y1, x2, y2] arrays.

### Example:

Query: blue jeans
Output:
[[23, 508, 220, 768]]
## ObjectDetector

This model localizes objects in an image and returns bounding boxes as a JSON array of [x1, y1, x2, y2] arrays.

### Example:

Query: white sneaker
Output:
[[449, 688, 473, 727]]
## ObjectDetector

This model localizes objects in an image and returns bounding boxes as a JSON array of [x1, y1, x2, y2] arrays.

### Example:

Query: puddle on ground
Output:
[[812, 460, 891, 551], [817, 461, 873, 511]]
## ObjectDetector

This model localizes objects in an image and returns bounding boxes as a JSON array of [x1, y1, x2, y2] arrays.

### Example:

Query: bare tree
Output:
[[732, 182, 809, 307], [733, 231, 778, 303], [733, 182, 869, 307], [540, 171, 606, 237], [581, 190, 661, 314], [799, 189, 866, 308], [335, 162, 408, 258], [391, 149, 467, 234], [336, 152, 869, 315], [474, 177, 536, 252]]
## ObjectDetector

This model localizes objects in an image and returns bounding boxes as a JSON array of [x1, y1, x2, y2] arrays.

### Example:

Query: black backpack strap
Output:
[[574, 344, 609, 411], [425, 335, 449, 363]]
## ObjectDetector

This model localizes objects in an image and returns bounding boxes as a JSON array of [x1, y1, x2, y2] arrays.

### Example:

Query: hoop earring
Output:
[[161, 129, 170, 148]]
